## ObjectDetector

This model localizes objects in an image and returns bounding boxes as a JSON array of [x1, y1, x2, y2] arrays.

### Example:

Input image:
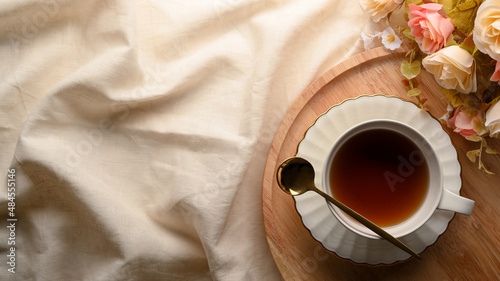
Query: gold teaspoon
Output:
[[276, 156, 421, 260]]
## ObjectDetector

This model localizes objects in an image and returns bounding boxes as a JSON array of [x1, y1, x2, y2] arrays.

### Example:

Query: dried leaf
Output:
[[441, 88, 466, 107], [420, 106, 430, 113], [448, 0, 483, 35], [437, 0, 459, 14], [466, 135, 482, 142], [479, 160, 495, 175], [402, 79, 411, 89], [401, 60, 421, 80], [406, 0, 458, 13], [446, 37, 458, 47], [483, 167, 495, 175], [466, 149, 480, 162], [489, 96, 500, 106], [405, 0, 424, 12], [486, 147, 500, 154], [473, 119, 488, 136], [460, 34, 476, 54], [412, 78, 419, 88], [473, 52, 497, 96], [407, 88, 422, 97]]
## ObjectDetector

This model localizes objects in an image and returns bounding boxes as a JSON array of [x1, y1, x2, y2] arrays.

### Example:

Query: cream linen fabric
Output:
[[0, 0, 369, 280]]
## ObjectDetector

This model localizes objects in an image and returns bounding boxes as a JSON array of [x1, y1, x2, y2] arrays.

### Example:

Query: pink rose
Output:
[[408, 3, 455, 54], [448, 106, 485, 137], [491, 61, 500, 84]]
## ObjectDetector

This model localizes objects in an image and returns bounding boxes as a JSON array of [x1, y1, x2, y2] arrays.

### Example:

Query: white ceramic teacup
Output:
[[323, 119, 475, 239]]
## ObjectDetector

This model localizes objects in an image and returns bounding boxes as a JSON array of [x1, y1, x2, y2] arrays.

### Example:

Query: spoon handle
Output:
[[312, 187, 421, 259]]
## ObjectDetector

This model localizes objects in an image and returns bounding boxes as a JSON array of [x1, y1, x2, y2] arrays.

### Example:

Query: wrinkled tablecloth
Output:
[[0, 0, 371, 280]]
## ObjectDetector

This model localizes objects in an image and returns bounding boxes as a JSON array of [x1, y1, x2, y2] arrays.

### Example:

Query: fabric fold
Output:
[[0, 0, 369, 280]]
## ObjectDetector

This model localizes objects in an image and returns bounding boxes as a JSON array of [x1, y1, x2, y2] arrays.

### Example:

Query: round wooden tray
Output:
[[262, 45, 500, 280]]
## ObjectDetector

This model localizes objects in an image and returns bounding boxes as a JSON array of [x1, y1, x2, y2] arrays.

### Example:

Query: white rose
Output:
[[486, 101, 500, 137], [360, 0, 404, 22], [473, 0, 500, 61], [422, 46, 477, 93]]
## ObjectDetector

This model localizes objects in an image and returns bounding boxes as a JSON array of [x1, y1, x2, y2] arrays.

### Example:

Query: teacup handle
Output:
[[437, 189, 475, 215]]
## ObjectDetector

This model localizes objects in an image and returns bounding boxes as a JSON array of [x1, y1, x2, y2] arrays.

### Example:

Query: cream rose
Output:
[[473, 0, 500, 61], [360, 0, 404, 22], [422, 46, 477, 93], [486, 101, 500, 137]]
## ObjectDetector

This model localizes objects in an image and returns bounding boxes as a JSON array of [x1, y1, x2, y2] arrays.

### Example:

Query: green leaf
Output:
[[448, 0, 484, 35], [407, 88, 422, 97], [401, 60, 421, 80], [466, 149, 480, 162], [403, 28, 415, 40]]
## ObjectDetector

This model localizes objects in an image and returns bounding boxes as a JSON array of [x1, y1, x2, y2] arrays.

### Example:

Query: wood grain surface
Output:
[[262, 45, 500, 281]]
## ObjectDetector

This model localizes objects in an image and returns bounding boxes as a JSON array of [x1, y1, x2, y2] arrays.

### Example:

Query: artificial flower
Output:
[[486, 101, 500, 137], [408, 3, 455, 54], [448, 105, 485, 137], [361, 32, 381, 51], [491, 61, 500, 84], [422, 46, 477, 93], [359, 0, 500, 173], [360, 0, 404, 22], [381, 27, 402, 50], [473, 0, 500, 61]]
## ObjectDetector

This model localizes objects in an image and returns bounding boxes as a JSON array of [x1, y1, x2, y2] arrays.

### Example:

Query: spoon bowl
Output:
[[276, 157, 315, 196]]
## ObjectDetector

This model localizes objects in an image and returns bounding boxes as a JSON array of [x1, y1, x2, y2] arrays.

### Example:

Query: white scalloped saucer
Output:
[[295, 95, 460, 265]]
